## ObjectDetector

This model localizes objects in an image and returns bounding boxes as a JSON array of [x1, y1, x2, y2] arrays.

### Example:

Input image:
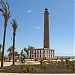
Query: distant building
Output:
[[28, 8, 54, 59]]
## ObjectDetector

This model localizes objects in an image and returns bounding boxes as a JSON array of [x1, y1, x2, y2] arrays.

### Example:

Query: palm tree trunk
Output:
[[0, 45, 1, 53], [43, 48, 45, 58], [1, 20, 7, 68], [13, 32, 15, 65]]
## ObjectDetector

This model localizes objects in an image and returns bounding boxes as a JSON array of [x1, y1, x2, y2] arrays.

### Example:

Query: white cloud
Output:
[[35, 27, 40, 29], [28, 10, 32, 13]]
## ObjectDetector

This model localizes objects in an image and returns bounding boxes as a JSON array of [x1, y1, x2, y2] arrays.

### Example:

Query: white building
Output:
[[28, 48, 54, 59]]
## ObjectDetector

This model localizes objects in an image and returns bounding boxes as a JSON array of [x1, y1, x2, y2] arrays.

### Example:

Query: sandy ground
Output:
[[0, 62, 20, 67], [0, 73, 74, 75], [0, 62, 12, 67], [0, 61, 40, 67]]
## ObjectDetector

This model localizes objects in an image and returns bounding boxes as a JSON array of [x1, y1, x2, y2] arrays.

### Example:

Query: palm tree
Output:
[[14, 51, 19, 56], [28, 45, 34, 50], [7, 46, 20, 62], [11, 19, 17, 65], [14, 51, 20, 62], [0, 44, 2, 52], [7, 46, 13, 52], [28, 45, 34, 59], [7, 46, 13, 61], [0, 0, 10, 68], [0, 44, 2, 61]]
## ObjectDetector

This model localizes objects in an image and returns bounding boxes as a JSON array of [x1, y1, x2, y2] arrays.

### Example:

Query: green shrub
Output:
[[39, 58, 44, 65], [21, 65, 35, 72], [65, 61, 75, 72], [42, 61, 47, 68]]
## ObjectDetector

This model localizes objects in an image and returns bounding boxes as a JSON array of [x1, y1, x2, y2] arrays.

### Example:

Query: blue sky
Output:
[[0, 0, 74, 56]]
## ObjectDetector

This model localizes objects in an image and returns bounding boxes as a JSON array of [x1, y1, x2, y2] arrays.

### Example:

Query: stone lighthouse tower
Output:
[[44, 7, 49, 48], [28, 8, 54, 59]]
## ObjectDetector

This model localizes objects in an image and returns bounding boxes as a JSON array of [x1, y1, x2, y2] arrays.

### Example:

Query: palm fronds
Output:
[[0, 0, 10, 20], [11, 19, 18, 32]]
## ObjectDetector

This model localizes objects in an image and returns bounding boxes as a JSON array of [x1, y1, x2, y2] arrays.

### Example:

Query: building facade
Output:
[[28, 48, 54, 59], [28, 8, 54, 59]]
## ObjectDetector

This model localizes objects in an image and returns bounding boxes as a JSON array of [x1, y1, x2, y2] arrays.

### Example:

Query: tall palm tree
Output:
[[0, 44, 2, 61], [0, 0, 10, 68], [0, 44, 2, 52], [11, 19, 17, 65]]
